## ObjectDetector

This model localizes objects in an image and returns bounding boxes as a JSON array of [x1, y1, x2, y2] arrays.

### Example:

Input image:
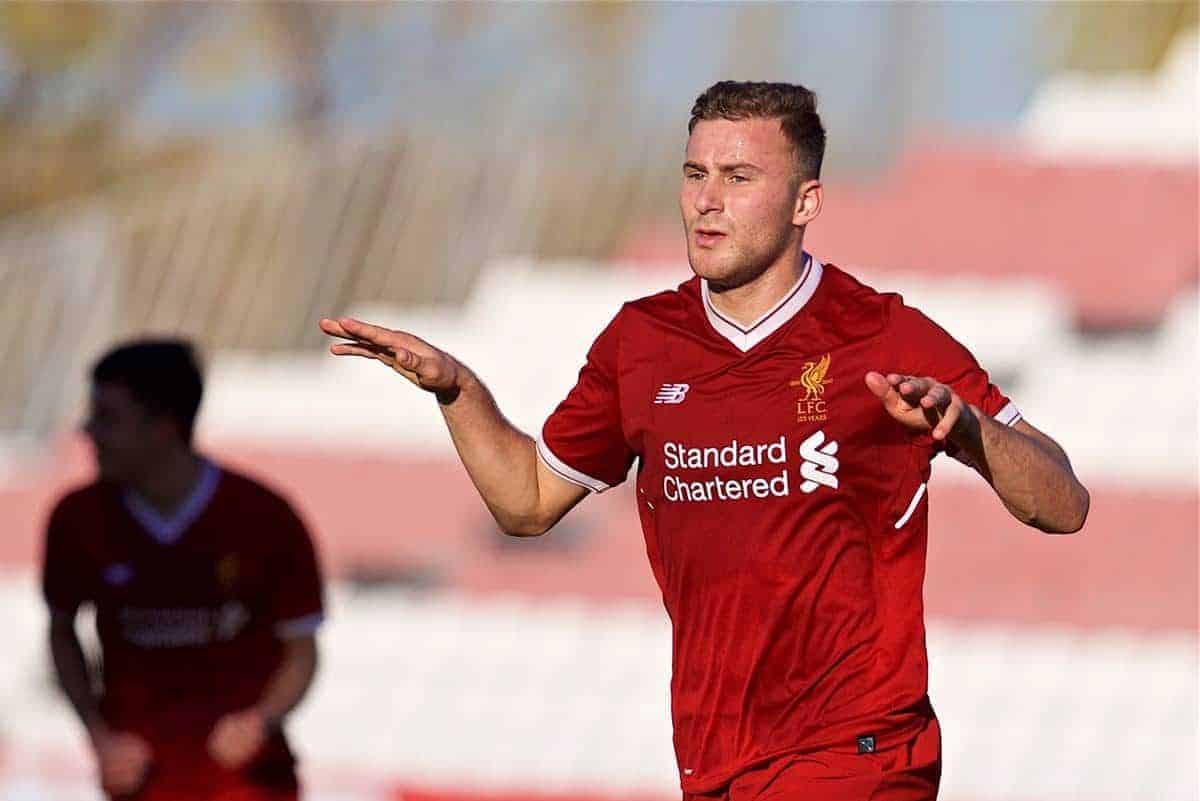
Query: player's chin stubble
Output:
[[691, 242, 775, 293]]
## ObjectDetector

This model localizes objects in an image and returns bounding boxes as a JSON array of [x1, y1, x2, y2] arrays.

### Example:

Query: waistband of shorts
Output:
[[679, 696, 937, 795]]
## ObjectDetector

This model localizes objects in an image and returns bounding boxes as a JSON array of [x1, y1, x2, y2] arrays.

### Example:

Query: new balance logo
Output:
[[799, 429, 839, 493], [654, 383, 690, 404], [102, 562, 134, 586]]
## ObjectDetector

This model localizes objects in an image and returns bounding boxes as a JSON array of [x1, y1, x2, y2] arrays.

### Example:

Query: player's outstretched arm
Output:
[[865, 372, 1089, 534], [319, 317, 587, 536]]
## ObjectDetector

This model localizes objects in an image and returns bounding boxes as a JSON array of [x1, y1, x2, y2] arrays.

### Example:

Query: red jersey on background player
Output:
[[43, 341, 324, 801], [319, 82, 1088, 800]]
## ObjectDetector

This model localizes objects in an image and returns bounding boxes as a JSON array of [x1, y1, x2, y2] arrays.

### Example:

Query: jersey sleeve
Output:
[[264, 499, 326, 639], [41, 499, 91, 616], [889, 301, 1021, 443], [538, 310, 636, 492]]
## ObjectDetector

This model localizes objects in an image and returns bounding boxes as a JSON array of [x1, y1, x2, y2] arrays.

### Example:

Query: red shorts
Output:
[[103, 738, 299, 801], [115, 788, 297, 801], [683, 716, 942, 801], [112, 777, 298, 801]]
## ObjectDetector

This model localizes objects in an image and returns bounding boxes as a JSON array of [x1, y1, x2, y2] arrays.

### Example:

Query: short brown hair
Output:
[[688, 81, 826, 179]]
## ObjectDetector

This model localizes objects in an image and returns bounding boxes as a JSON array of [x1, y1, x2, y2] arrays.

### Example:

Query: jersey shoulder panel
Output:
[[593, 278, 700, 375], [48, 480, 110, 533], [620, 277, 700, 328], [878, 286, 976, 367], [871, 278, 1016, 422], [808, 263, 893, 344], [817, 263, 960, 352], [211, 467, 310, 538], [216, 467, 289, 507]]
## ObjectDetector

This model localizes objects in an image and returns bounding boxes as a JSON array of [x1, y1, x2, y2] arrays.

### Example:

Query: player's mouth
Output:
[[693, 228, 727, 247]]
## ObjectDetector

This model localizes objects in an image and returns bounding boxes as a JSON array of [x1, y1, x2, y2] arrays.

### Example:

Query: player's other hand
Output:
[[89, 724, 152, 795], [864, 372, 977, 443], [207, 708, 269, 769], [319, 317, 464, 402]]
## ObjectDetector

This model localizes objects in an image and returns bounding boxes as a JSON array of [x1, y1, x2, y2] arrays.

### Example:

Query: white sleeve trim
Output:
[[994, 401, 1022, 427], [894, 482, 928, 530], [275, 612, 324, 639], [536, 437, 611, 493]]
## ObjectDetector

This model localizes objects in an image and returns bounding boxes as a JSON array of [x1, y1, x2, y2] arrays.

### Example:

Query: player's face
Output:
[[681, 117, 808, 288], [84, 382, 171, 483]]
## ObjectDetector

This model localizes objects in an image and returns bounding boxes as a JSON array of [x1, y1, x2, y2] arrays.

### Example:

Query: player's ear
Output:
[[793, 179, 822, 227]]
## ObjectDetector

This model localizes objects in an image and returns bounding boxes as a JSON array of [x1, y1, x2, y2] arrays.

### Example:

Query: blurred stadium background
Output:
[[0, 4, 1195, 801]]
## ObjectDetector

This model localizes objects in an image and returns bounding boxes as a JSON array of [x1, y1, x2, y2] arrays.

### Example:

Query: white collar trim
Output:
[[701, 254, 823, 352], [123, 460, 222, 546]]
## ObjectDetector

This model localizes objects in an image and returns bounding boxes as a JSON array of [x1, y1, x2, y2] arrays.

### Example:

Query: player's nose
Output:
[[693, 178, 723, 215]]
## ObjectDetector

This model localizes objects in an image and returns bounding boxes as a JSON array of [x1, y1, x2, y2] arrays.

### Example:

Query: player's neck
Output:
[[707, 246, 808, 328], [128, 449, 205, 517]]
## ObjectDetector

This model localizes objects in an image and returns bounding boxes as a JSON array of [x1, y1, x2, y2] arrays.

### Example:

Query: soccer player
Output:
[[42, 340, 325, 801], [319, 82, 1088, 800]]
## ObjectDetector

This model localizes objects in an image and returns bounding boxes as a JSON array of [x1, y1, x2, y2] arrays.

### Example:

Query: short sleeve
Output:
[[889, 301, 1022, 438], [538, 310, 636, 492], [42, 500, 90, 616], [265, 501, 326, 639]]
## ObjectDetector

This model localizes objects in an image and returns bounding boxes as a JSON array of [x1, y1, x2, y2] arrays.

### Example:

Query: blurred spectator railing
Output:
[[0, 130, 680, 439]]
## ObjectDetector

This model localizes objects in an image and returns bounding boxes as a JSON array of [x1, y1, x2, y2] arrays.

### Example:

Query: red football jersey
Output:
[[42, 461, 325, 797], [539, 257, 1018, 793]]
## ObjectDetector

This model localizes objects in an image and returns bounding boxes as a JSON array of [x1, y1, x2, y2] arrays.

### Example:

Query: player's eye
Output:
[[685, 171, 705, 181], [728, 174, 749, 184]]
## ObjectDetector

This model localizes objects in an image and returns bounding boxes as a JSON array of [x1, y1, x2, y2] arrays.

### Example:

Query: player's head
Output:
[[681, 81, 826, 289], [86, 339, 204, 482]]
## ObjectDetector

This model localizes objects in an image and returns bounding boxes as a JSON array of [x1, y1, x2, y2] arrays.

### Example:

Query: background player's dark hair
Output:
[[688, 81, 826, 180], [91, 339, 204, 444]]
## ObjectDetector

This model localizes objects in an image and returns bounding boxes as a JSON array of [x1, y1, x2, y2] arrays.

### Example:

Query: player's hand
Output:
[[207, 708, 269, 769], [89, 725, 152, 795], [864, 372, 977, 443], [319, 317, 464, 402]]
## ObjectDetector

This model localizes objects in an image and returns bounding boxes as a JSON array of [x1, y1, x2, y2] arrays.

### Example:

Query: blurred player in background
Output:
[[42, 340, 324, 800], [320, 81, 1088, 800]]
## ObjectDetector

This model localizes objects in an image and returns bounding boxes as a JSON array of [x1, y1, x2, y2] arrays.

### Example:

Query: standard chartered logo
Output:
[[661, 430, 840, 503], [798, 430, 839, 493]]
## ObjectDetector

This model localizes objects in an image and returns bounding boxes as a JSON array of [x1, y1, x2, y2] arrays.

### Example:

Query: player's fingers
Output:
[[209, 741, 235, 766], [329, 343, 371, 358], [932, 399, 962, 440], [330, 342, 391, 360], [106, 760, 142, 789], [337, 317, 425, 351], [103, 773, 137, 794], [319, 317, 397, 349], [329, 342, 430, 386], [113, 739, 150, 766], [326, 317, 440, 357], [919, 383, 951, 410], [213, 728, 256, 766], [318, 317, 352, 339], [205, 729, 222, 752], [392, 345, 424, 372], [864, 371, 893, 400], [896, 376, 931, 400], [335, 341, 417, 372]]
